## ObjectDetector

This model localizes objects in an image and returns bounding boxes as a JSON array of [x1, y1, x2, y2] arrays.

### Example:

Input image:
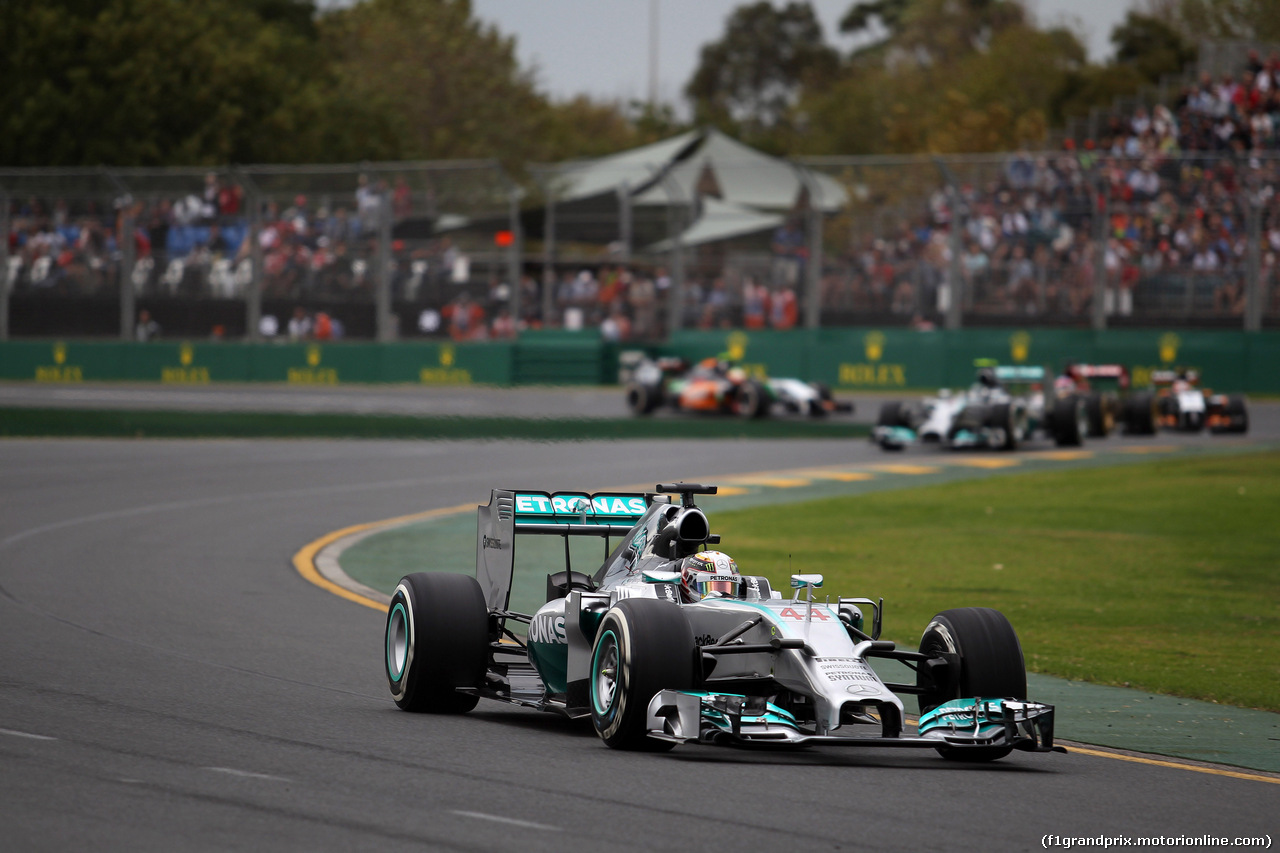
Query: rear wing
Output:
[[1150, 369, 1197, 386], [512, 491, 653, 533], [994, 365, 1045, 383], [475, 489, 666, 610], [975, 358, 1045, 385], [1067, 364, 1131, 389]]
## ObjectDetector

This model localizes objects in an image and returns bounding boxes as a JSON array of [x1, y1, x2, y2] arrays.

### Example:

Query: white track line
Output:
[[0, 727, 56, 741], [204, 767, 290, 782], [450, 810, 558, 831]]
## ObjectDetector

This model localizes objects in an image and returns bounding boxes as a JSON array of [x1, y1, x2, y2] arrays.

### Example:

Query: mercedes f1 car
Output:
[[872, 363, 1040, 451], [626, 356, 852, 419], [384, 483, 1062, 761]]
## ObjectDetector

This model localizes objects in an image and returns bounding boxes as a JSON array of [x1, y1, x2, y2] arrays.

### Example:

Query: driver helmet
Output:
[[678, 551, 743, 603], [977, 367, 999, 388]]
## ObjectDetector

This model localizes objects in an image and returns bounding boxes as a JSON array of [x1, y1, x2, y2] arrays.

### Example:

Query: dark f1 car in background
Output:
[[1048, 363, 1164, 438], [383, 483, 1062, 761], [1147, 369, 1249, 434], [625, 356, 852, 419]]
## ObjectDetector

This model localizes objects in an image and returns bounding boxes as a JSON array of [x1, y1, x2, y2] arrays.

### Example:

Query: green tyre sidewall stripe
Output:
[[386, 601, 409, 683]]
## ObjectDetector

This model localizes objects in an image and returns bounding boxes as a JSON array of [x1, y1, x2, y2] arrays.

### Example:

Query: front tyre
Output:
[[626, 382, 661, 416], [386, 572, 488, 713], [985, 403, 1022, 451], [590, 598, 695, 750], [1209, 394, 1249, 434], [917, 607, 1027, 762]]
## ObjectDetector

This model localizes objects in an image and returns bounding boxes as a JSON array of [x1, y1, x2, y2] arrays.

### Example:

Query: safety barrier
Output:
[[661, 328, 1279, 394], [0, 328, 1275, 393]]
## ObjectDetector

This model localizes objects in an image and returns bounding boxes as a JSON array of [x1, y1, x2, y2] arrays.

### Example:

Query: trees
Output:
[[802, 0, 1084, 154], [1112, 12, 1197, 83], [0, 0, 326, 166], [313, 0, 547, 164], [1157, 0, 1280, 42], [0, 0, 655, 168], [685, 2, 839, 151]]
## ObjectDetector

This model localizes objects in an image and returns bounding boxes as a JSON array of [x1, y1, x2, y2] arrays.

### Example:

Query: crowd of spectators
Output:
[[3, 173, 464, 302], [8, 49, 1280, 337], [817, 49, 1280, 322]]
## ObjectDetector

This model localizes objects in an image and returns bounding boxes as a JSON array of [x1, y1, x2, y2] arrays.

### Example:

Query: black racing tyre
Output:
[[386, 572, 488, 713], [626, 382, 661, 416], [807, 382, 832, 418], [1084, 392, 1114, 438], [952, 403, 987, 433], [733, 380, 770, 419], [1210, 394, 1249, 434], [1123, 392, 1158, 436], [984, 403, 1020, 451], [877, 401, 907, 427], [917, 607, 1027, 762], [1051, 395, 1085, 446], [589, 598, 695, 750]]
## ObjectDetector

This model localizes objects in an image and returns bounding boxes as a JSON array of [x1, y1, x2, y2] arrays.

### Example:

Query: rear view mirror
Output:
[[790, 574, 824, 589]]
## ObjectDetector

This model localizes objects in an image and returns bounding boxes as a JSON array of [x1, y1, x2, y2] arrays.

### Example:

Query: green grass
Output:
[[0, 407, 869, 440], [714, 451, 1280, 711]]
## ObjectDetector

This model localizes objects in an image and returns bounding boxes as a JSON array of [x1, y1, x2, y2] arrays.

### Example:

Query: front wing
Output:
[[646, 691, 1064, 753]]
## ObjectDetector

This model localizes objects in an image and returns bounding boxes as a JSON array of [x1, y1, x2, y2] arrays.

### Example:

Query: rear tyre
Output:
[[1123, 392, 1158, 436], [807, 382, 832, 418], [917, 607, 1027, 762], [733, 380, 770, 419], [590, 599, 695, 750], [386, 573, 488, 713], [1084, 392, 1114, 438], [1051, 396, 1085, 446]]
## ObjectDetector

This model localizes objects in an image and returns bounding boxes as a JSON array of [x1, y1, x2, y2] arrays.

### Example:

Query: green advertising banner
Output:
[[0, 328, 1276, 392], [663, 328, 1280, 394]]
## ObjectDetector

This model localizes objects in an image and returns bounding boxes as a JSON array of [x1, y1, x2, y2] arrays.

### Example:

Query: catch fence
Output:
[[3, 150, 1277, 341]]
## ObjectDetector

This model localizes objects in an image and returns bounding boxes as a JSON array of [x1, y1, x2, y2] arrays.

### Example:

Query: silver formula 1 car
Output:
[[384, 484, 1062, 760], [872, 364, 1039, 451]]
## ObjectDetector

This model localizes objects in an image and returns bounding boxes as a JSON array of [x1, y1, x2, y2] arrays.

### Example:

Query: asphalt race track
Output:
[[2, 426, 1278, 849]]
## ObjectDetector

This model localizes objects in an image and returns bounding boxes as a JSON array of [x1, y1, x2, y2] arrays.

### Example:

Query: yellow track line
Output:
[[870, 464, 940, 475], [292, 503, 473, 611], [1064, 745, 1280, 785]]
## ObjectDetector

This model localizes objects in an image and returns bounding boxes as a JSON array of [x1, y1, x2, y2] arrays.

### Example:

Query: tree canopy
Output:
[[685, 1, 839, 152], [0, 0, 1253, 167]]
